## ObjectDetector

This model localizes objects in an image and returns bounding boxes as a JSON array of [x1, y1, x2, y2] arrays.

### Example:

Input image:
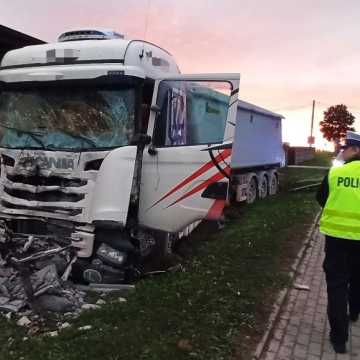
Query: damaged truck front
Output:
[[0, 77, 144, 284], [0, 29, 240, 285]]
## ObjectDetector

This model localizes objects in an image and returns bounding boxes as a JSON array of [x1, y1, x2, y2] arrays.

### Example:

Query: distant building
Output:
[[0, 25, 44, 61]]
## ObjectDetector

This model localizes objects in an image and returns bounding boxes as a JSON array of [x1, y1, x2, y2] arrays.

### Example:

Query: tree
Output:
[[320, 104, 355, 144]]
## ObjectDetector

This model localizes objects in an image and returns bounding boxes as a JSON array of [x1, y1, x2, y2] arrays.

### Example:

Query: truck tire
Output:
[[246, 176, 258, 204], [269, 173, 279, 195], [258, 176, 268, 199]]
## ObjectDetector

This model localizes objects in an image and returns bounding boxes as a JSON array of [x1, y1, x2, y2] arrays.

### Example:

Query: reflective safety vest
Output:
[[320, 160, 360, 240]]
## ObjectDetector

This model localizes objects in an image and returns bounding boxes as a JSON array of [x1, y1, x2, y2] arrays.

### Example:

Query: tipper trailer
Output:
[[0, 29, 284, 284]]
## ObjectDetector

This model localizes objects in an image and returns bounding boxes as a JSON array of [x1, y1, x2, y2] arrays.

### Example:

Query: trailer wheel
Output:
[[246, 177, 258, 204], [269, 173, 278, 195], [258, 176, 268, 199]]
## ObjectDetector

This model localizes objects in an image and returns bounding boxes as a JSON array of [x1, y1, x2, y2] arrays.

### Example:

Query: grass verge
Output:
[[0, 157, 330, 360]]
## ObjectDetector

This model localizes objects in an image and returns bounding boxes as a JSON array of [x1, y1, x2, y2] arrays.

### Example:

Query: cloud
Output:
[[1, 0, 359, 146]]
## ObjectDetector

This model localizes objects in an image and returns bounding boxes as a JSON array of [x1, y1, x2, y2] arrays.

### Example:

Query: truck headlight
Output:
[[96, 243, 127, 267]]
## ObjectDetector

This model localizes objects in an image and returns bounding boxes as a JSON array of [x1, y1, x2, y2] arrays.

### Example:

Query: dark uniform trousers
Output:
[[323, 236, 360, 344]]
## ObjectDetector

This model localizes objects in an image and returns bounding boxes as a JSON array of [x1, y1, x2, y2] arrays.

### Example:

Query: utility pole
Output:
[[309, 100, 315, 148]]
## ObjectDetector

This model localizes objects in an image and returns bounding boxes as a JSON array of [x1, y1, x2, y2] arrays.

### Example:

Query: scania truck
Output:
[[0, 29, 284, 283]]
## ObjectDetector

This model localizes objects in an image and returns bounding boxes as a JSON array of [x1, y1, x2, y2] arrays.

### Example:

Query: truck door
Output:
[[139, 74, 240, 233]]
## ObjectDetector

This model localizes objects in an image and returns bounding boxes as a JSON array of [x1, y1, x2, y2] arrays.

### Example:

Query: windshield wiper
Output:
[[0, 124, 46, 149], [60, 130, 97, 148]]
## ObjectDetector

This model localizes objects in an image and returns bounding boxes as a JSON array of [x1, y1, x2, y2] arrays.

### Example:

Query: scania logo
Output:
[[18, 156, 75, 170]]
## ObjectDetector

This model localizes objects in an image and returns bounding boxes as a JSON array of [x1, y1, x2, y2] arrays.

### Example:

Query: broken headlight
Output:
[[96, 243, 127, 268]]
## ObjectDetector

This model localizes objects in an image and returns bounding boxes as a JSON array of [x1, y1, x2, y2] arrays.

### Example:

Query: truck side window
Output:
[[153, 80, 231, 147]]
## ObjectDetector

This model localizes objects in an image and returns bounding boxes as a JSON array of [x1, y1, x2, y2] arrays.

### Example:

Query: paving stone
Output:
[[283, 334, 296, 346], [322, 340, 333, 353], [303, 314, 314, 324], [293, 344, 307, 358], [267, 339, 280, 353], [263, 352, 276, 360], [296, 333, 310, 346], [299, 323, 312, 335], [287, 324, 299, 336], [308, 341, 322, 356], [290, 317, 301, 326], [278, 345, 292, 357], [336, 353, 351, 360], [273, 328, 284, 341], [307, 355, 321, 360], [321, 352, 336, 360], [351, 326, 360, 337]]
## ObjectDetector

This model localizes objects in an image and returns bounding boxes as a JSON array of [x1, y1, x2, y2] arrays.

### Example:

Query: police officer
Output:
[[317, 131, 360, 354]]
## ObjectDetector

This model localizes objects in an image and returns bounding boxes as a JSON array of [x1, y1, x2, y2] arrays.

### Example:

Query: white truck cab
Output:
[[0, 29, 240, 283]]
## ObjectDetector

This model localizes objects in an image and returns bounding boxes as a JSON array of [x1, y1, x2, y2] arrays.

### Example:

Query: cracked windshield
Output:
[[0, 86, 135, 150]]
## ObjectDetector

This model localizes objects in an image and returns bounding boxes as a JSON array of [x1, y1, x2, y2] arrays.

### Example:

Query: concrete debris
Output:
[[0, 296, 9, 305], [81, 303, 100, 311], [59, 322, 71, 329], [17, 316, 31, 327], [0, 233, 102, 329], [0, 222, 139, 332], [23, 236, 34, 252], [0, 256, 84, 316], [78, 325, 92, 331], [61, 256, 77, 281], [37, 294, 77, 313], [47, 331, 58, 337], [0, 299, 25, 312], [95, 299, 106, 305], [294, 283, 310, 291], [11, 245, 71, 264]]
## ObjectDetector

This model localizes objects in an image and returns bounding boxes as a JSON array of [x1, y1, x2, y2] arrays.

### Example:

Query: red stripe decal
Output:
[[166, 166, 231, 208], [149, 148, 231, 209], [206, 200, 226, 220]]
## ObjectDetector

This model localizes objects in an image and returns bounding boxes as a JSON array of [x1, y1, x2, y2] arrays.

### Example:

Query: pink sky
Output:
[[2, 0, 359, 148]]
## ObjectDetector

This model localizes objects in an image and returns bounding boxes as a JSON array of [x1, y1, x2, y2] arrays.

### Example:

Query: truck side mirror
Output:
[[147, 104, 161, 155]]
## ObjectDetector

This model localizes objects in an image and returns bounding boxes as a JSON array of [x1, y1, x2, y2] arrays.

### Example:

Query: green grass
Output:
[[280, 151, 332, 191], [0, 156, 329, 360], [300, 150, 333, 167]]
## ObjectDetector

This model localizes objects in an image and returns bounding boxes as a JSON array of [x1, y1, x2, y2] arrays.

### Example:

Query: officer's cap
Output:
[[341, 131, 360, 149]]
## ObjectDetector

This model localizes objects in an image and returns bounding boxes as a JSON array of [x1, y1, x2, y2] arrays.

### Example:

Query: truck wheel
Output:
[[258, 176, 268, 199], [246, 177, 258, 204], [269, 173, 278, 195]]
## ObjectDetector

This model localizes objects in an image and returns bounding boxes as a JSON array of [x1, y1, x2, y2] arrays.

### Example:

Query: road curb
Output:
[[252, 211, 321, 360]]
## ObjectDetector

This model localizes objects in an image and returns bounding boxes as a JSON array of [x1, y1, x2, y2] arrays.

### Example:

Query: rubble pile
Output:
[[0, 233, 86, 318]]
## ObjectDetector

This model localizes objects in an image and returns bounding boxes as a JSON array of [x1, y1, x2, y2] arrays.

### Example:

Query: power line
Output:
[[272, 103, 310, 112], [272, 101, 360, 114]]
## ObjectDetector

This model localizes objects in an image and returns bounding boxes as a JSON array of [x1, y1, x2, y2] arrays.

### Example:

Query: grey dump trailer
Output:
[[230, 100, 285, 204]]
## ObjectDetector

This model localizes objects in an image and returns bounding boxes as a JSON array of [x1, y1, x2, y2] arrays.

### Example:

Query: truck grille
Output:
[[6, 174, 87, 187], [3, 188, 85, 202], [0, 150, 107, 222], [1, 200, 82, 216], [2, 173, 88, 217]]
